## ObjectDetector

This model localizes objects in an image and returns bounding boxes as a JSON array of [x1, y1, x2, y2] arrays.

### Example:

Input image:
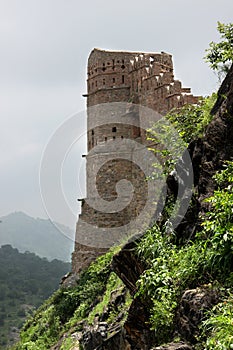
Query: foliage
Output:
[[201, 294, 233, 349], [87, 272, 123, 325], [60, 337, 77, 350], [205, 22, 233, 76], [0, 245, 70, 349], [147, 95, 216, 203], [147, 118, 186, 177], [201, 161, 233, 274], [12, 247, 130, 350], [135, 161, 233, 344], [165, 93, 216, 144], [136, 225, 208, 342]]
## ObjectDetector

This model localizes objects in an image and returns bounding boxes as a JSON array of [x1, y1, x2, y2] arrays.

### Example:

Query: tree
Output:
[[205, 22, 233, 78]]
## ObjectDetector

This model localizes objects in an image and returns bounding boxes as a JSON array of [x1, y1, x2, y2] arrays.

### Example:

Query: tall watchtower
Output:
[[72, 49, 199, 274]]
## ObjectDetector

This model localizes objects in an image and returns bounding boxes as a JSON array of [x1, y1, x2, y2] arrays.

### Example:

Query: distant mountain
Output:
[[0, 244, 71, 349], [0, 212, 74, 262]]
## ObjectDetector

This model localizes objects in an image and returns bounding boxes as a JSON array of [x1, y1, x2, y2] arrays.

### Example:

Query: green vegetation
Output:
[[147, 93, 217, 181], [136, 225, 206, 342], [12, 106, 233, 349], [205, 21, 233, 76], [200, 161, 233, 275], [0, 245, 70, 349], [12, 247, 132, 350], [201, 294, 233, 349], [165, 93, 217, 144], [135, 75, 233, 345]]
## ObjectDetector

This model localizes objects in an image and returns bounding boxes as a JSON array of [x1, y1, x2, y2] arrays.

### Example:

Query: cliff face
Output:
[[191, 63, 233, 200], [80, 64, 233, 350]]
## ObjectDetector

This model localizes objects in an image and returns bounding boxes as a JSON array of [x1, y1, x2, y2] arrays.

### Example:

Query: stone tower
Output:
[[72, 48, 199, 274]]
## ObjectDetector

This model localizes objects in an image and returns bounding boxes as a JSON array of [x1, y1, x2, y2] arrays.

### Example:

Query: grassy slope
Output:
[[11, 95, 233, 350]]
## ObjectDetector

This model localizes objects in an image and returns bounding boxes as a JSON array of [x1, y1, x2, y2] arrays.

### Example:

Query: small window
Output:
[[121, 65, 125, 69], [113, 136, 116, 140], [91, 130, 94, 135], [105, 137, 107, 142], [113, 78, 115, 83], [121, 136, 124, 139], [112, 127, 117, 132], [122, 75, 125, 84], [103, 79, 105, 85]]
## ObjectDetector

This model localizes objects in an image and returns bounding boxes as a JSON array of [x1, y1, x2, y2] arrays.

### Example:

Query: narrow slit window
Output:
[[122, 75, 125, 84]]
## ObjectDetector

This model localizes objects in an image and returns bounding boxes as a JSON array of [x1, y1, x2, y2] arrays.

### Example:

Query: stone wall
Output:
[[72, 48, 199, 274]]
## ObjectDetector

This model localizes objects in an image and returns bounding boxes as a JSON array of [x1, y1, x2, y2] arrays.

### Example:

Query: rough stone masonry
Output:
[[72, 48, 199, 274]]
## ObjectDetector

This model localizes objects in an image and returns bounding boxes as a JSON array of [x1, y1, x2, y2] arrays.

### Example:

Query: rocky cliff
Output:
[[72, 64, 233, 350], [12, 64, 233, 350]]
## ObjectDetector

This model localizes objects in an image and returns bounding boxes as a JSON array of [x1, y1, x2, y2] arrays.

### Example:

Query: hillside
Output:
[[10, 62, 233, 350], [0, 212, 74, 262], [0, 244, 71, 349]]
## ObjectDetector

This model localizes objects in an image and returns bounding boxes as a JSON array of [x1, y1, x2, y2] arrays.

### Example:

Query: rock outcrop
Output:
[[107, 65, 233, 349], [24, 65, 233, 350], [176, 286, 219, 343]]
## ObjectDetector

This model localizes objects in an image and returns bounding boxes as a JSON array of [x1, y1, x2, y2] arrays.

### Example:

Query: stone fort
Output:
[[72, 48, 198, 274]]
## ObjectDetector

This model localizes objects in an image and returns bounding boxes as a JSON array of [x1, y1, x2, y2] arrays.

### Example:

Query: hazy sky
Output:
[[0, 0, 232, 230]]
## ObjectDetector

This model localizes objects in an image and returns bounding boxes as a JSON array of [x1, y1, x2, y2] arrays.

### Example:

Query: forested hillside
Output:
[[0, 245, 70, 349]]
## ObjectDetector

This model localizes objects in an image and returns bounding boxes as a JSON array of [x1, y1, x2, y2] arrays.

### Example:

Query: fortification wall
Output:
[[72, 48, 199, 274]]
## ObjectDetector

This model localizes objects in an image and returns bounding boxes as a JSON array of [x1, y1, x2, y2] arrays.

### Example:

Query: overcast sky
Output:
[[0, 0, 232, 230]]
